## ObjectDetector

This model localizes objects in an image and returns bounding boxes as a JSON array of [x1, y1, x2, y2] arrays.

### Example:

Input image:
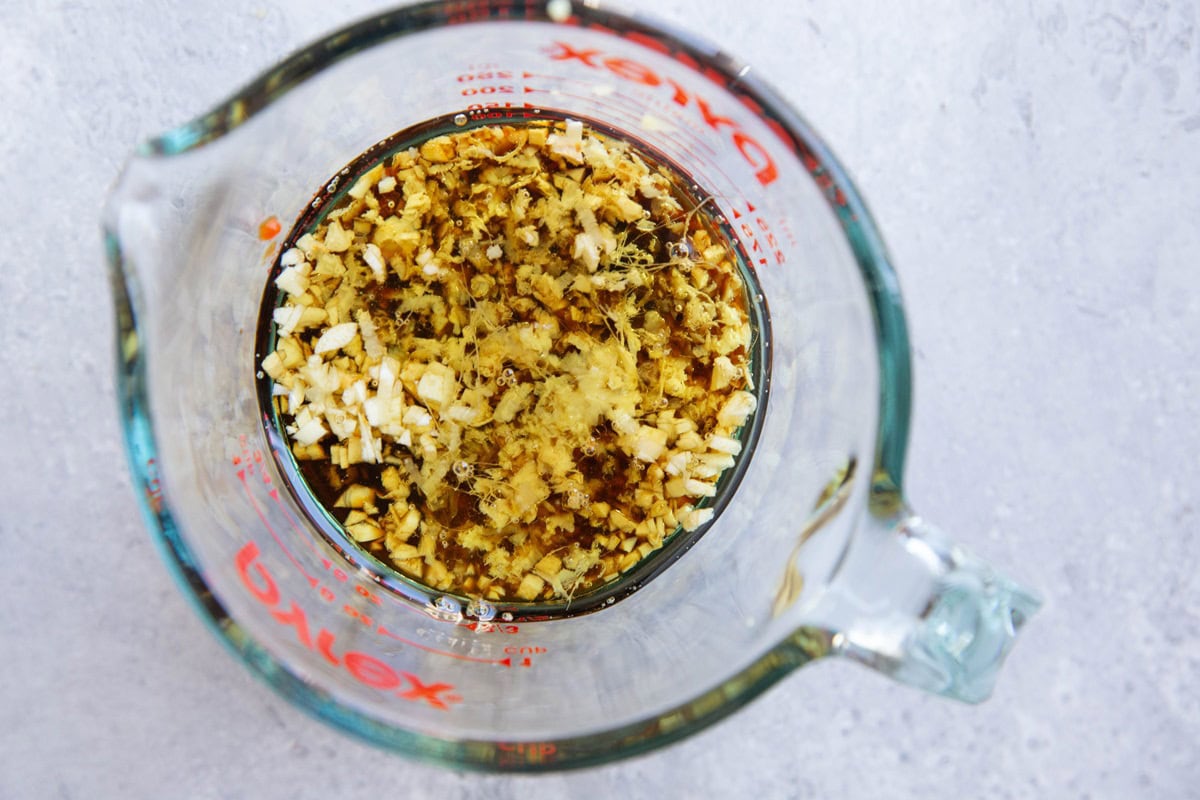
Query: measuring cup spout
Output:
[[811, 509, 1041, 703]]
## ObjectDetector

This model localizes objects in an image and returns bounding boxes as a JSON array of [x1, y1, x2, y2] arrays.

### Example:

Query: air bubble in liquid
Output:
[[547, 0, 571, 23], [453, 113, 468, 127], [667, 242, 688, 260], [468, 599, 497, 621], [453, 460, 474, 480], [564, 485, 589, 510]]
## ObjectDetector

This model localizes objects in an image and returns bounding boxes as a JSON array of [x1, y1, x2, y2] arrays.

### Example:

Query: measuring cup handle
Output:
[[819, 512, 1041, 703]]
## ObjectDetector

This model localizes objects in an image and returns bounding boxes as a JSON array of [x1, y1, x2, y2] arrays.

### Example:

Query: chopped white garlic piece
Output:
[[324, 219, 353, 252], [707, 434, 743, 455], [416, 363, 457, 409], [680, 506, 714, 531], [717, 391, 758, 427], [630, 425, 668, 463], [291, 416, 327, 446], [314, 322, 358, 354], [547, 118, 585, 162], [362, 243, 386, 282], [356, 310, 384, 359], [279, 247, 305, 266], [274, 262, 311, 297], [272, 305, 303, 338], [348, 173, 374, 200]]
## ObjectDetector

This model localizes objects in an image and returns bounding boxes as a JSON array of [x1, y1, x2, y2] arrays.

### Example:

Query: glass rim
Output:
[[107, 0, 913, 771], [253, 106, 775, 622]]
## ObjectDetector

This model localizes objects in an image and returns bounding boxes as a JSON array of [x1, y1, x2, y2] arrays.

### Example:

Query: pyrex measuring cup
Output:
[[104, 0, 1040, 771]]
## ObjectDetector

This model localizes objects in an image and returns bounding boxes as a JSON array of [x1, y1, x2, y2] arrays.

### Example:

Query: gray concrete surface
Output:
[[2, 0, 1197, 797]]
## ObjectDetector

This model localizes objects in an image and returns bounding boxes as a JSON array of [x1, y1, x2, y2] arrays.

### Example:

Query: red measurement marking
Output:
[[343, 604, 374, 628], [498, 742, 557, 756], [236, 467, 315, 584], [269, 496, 322, 557], [374, 624, 517, 667], [355, 583, 383, 606], [497, 741, 558, 767], [462, 621, 519, 634], [460, 85, 515, 96], [519, 71, 601, 89], [503, 645, 547, 655], [465, 104, 519, 116], [258, 216, 281, 240], [456, 70, 514, 82], [258, 462, 325, 560], [728, 204, 786, 266]]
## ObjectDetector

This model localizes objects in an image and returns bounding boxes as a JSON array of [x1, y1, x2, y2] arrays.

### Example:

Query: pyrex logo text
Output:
[[546, 41, 779, 187], [235, 542, 461, 710]]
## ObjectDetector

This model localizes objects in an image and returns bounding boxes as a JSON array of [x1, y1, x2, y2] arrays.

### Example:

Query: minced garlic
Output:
[[262, 120, 757, 603]]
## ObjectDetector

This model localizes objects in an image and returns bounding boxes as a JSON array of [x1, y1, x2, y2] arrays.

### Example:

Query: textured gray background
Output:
[[2, 0, 1198, 797]]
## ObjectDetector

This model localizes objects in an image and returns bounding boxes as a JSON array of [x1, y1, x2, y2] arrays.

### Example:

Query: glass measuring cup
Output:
[[104, 0, 1040, 771]]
